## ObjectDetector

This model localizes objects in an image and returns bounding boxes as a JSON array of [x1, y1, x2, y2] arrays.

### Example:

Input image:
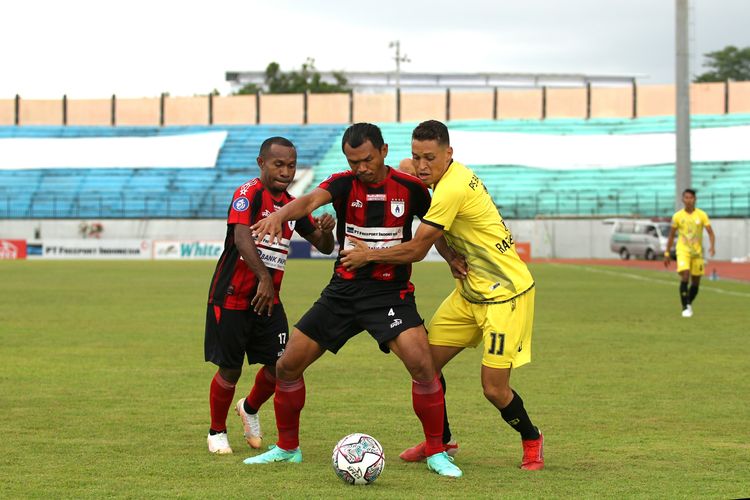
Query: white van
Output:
[[608, 219, 671, 260]]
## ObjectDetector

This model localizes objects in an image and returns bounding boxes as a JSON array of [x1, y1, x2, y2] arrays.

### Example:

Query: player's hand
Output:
[[314, 213, 335, 234], [340, 239, 370, 270], [663, 253, 671, 268], [709, 247, 715, 257], [251, 214, 283, 245], [448, 253, 468, 280], [251, 275, 275, 316]]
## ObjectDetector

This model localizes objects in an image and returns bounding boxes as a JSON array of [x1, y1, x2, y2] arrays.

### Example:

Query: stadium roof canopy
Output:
[[226, 70, 641, 93]]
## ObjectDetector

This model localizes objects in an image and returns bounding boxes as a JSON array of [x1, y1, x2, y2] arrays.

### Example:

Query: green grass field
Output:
[[1, 260, 749, 498]]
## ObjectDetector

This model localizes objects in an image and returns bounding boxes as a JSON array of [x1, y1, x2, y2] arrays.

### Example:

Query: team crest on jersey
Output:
[[288, 220, 296, 231], [232, 197, 250, 212], [390, 199, 405, 217]]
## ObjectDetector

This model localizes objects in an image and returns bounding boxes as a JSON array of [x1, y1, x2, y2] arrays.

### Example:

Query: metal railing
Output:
[[1, 190, 748, 219]]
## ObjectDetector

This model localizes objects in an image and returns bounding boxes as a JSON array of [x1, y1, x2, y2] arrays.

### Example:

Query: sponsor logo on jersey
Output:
[[232, 197, 250, 212], [390, 199, 405, 217], [351, 199, 363, 208], [239, 179, 258, 195], [390, 318, 403, 329], [367, 194, 386, 202], [262, 209, 272, 218]]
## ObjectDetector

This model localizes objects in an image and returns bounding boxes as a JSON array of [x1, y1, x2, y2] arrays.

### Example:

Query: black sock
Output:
[[439, 374, 452, 444], [680, 281, 689, 309], [208, 428, 226, 435], [688, 284, 699, 304], [499, 390, 539, 440]]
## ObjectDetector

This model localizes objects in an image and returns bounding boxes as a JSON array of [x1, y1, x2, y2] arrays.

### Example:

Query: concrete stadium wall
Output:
[[0, 99, 15, 125], [308, 93, 349, 124], [450, 91, 494, 120], [164, 96, 209, 125], [212, 95, 257, 124], [5, 82, 750, 125], [3, 218, 748, 261], [67, 98, 112, 126], [116, 97, 161, 126]]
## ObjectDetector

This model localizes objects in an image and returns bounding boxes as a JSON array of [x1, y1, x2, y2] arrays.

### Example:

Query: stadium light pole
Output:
[[389, 40, 411, 91], [675, 0, 692, 209]]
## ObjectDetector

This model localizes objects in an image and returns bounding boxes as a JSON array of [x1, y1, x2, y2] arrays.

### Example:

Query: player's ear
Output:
[[446, 146, 453, 162], [381, 143, 389, 159], [256, 155, 264, 169]]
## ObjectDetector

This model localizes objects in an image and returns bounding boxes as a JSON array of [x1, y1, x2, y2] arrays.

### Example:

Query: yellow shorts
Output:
[[676, 251, 704, 276], [427, 287, 535, 369]]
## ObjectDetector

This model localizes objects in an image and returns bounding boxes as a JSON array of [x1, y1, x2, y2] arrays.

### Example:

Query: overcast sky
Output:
[[2, 0, 748, 98]]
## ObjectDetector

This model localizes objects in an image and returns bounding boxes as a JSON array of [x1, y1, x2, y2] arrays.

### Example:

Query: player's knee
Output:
[[275, 357, 304, 381], [218, 367, 242, 384], [482, 383, 512, 407]]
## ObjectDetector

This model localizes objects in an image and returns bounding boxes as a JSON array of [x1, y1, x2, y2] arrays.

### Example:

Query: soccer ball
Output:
[[331, 433, 385, 485]]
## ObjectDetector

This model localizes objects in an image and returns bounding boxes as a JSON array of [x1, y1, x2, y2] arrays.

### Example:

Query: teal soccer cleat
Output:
[[426, 451, 463, 478], [243, 444, 302, 464]]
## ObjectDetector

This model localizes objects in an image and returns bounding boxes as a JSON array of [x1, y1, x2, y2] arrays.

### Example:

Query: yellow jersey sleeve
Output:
[[423, 161, 534, 303], [700, 209, 711, 227]]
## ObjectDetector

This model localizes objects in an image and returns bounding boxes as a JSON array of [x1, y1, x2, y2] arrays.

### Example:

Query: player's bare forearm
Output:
[[434, 236, 467, 279], [308, 213, 335, 254], [251, 188, 331, 243], [234, 224, 274, 315], [340, 223, 442, 269], [707, 225, 716, 256]]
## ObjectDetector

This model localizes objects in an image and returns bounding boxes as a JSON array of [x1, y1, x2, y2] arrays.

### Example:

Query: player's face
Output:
[[343, 140, 388, 184], [412, 139, 453, 186], [258, 144, 297, 194], [682, 191, 696, 210]]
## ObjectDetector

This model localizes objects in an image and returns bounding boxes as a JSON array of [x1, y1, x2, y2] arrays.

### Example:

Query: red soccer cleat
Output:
[[399, 440, 459, 462], [520, 431, 544, 470]]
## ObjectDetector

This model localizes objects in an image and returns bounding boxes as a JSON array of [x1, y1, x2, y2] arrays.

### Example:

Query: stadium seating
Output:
[[1, 116, 749, 219]]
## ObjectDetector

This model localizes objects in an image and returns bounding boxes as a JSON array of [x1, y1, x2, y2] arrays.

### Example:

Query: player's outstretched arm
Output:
[[304, 213, 336, 255], [252, 188, 332, 244], [234, 224, 275, 316], [340, 222, 444, 269]]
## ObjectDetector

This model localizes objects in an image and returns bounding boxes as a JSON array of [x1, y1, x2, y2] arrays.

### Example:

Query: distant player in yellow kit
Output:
[[664, 189, 716, 318], [341, 120, 543, 471]]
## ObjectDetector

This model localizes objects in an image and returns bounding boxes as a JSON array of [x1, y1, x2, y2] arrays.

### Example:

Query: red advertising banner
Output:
[[515, 242, 531, 262], [0, 239, 27, 259]]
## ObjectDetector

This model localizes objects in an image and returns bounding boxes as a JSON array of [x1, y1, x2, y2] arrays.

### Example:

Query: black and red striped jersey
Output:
[[208, 178, 315, 310], [319, 167, 431, 284]]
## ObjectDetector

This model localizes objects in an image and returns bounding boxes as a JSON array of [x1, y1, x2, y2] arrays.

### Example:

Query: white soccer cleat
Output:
[[681, 305, 693, 318], [207, 432, 233, 454], [235, 398, 263, 448]]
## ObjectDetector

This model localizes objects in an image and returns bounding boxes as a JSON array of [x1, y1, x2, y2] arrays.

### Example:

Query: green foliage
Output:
[[1, 260, 749, 497], [237, 58, 350, 95], [694, 45, 750, 82]]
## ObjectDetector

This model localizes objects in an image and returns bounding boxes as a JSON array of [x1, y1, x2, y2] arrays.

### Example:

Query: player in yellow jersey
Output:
[[341, 120, 544, 471], [664, 189, 716, 318]]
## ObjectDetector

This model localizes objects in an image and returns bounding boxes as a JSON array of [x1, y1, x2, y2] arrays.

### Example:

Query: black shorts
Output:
[[204, 302, 289, 369], [295, 280, 424, 354]]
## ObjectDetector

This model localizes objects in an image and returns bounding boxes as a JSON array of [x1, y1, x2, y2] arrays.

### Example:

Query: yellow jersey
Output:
[[422, 161, 534, 303], [671, 208, 711, 257]]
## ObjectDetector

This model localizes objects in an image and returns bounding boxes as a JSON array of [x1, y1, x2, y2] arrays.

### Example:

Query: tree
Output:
[[236, 58, 350, 94], [694, 45, 750, 82]]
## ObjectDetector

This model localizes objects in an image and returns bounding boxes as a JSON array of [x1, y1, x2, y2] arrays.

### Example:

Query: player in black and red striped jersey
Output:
[[205, 137, 335, 455], [245, 123, 463, 478]]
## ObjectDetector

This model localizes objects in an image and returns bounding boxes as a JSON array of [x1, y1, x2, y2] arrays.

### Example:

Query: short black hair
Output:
[[259, 136, 295, 158], [412, 120, 450, 146], [683, 188, 697, 196], [341, 123, 384, 152]]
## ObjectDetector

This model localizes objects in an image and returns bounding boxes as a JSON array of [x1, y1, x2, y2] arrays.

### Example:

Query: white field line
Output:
[[551, 263, 750, 299]]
